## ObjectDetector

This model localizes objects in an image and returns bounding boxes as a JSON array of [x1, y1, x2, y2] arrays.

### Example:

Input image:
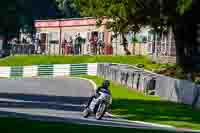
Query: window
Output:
[[49, 32, 59, 44]]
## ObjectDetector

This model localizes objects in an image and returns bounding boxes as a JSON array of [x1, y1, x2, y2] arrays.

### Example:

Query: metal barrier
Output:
[[11, 44, 35, 55], [97, 63, 153, 94], [97, 63, 200, 108]]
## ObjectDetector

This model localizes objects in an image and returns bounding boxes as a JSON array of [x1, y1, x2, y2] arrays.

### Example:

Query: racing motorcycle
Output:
[[83, 88, 112, 120]]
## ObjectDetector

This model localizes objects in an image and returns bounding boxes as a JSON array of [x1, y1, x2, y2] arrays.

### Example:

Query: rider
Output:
[[86, 80, 111, 108]]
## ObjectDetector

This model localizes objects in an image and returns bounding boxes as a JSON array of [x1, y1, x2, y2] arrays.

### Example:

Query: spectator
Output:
[[74, 33, 83, 55], [62, 39, 67, 55], [90, 33, 98, 55], [35, 37, 40, 54], [98, 39, 105, 55], [22, 37, 26, 43], [66, 36, 73, 55]]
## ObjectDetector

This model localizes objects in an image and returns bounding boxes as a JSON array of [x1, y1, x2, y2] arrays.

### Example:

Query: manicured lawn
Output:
[[83, 76, 200, 130], [0, 55, 174, 71], [0, 117, 174, 133]]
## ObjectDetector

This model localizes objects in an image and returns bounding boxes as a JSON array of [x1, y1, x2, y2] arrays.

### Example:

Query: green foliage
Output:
[[0, 1, 32, 39], [75, 0, 192, 33], [0, 1, 20, 36], [195, 79, 200, 85], [175, 66, 186, 79], [73, 0, 190, 56], [131, 36, 139, 43], [0, 0, 62, 40], [177, 0, 192, 15], [75, 0, 141, 33], [56, 0, 80, 18]]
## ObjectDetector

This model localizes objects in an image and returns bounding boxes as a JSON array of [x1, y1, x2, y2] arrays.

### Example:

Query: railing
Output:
[[10, 44, 35, 55], [9, 43, 112, 56]]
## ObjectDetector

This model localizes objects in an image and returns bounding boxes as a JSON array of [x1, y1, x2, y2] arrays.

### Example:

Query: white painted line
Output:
[[67, 77, 97, 91], [0, 98, 85, 107]]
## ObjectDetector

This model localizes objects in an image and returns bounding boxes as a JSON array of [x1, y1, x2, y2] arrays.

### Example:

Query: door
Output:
[[48, 32, 59, 55], [40, 33, 48, 54]]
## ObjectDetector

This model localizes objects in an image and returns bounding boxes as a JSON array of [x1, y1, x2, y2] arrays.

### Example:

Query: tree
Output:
[[75, 0, 147, 55], [0, 0, 61, 50], [162, 0, 193, 72], [55, 0, 80, 18], [0, 0, 21, 46], [75, 0, 194, 68]]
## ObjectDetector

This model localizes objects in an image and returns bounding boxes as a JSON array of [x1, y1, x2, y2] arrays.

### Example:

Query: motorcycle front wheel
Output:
[[83, 108, 90, 118], [95, 102, 106, 120]]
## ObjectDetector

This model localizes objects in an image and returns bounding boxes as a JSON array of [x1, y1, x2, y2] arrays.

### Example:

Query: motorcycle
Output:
[[83, 88, 112, 120]]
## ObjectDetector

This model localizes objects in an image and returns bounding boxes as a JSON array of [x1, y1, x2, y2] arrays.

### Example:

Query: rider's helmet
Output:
[[102, 80, 110, 89]]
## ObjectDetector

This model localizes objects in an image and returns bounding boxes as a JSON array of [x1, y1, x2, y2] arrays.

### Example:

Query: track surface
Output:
[[0, 78, 196, 132]]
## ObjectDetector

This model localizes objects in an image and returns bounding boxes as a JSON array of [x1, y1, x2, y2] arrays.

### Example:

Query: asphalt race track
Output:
[[0, 78, 197, 132]]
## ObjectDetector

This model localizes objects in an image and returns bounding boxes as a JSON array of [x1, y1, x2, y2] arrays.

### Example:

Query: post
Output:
[[154, 33, 157, 57], [169, 27, 172, 57], [59, 20, 62, 55], [116, 34, 118, 56]]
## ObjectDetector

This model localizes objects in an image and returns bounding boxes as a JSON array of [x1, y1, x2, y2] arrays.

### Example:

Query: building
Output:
[[34, 17, 176, 62], [34, 17, 113, 55]]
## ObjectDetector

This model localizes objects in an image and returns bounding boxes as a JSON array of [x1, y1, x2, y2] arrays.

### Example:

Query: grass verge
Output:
[[82, 75, 200, 130], [0, 55, 174, 71], [0, 117, 175, 133]]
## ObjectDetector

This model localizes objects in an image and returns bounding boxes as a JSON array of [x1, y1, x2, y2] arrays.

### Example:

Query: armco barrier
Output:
[[0, 63, 97, 78], [96, 63, 200, 108]]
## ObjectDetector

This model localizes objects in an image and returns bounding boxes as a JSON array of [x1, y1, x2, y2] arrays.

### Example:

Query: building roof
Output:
[[35, 17, 96, 22], [34, 17, 97, 28], [34, 17, 109, 28]]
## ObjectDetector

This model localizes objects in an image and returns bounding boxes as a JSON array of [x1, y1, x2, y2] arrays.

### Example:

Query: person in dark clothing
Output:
[[86, 80, 111, 108], [74, 33, 83, 55], [89, 32, 98, 55]]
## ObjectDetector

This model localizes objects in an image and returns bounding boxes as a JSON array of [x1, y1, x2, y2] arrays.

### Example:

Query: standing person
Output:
[[98, 39, 105, 55], [74, 33, 83, 55], [34, 35, 40, 54], [90, 32, 98, 55], [74, 34, 78, 55], [62, 39, 67, 55], [67, 36, 73, 55]]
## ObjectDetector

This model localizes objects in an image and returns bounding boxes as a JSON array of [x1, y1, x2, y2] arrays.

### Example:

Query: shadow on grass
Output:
[[112, 99, 200, 129], [0, 116, 175, 133]]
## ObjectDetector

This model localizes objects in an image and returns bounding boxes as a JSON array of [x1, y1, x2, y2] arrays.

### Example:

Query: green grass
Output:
[[0, 117, 175, 133], [0, 55, 173, 71], [83, 76, 200, 130]]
